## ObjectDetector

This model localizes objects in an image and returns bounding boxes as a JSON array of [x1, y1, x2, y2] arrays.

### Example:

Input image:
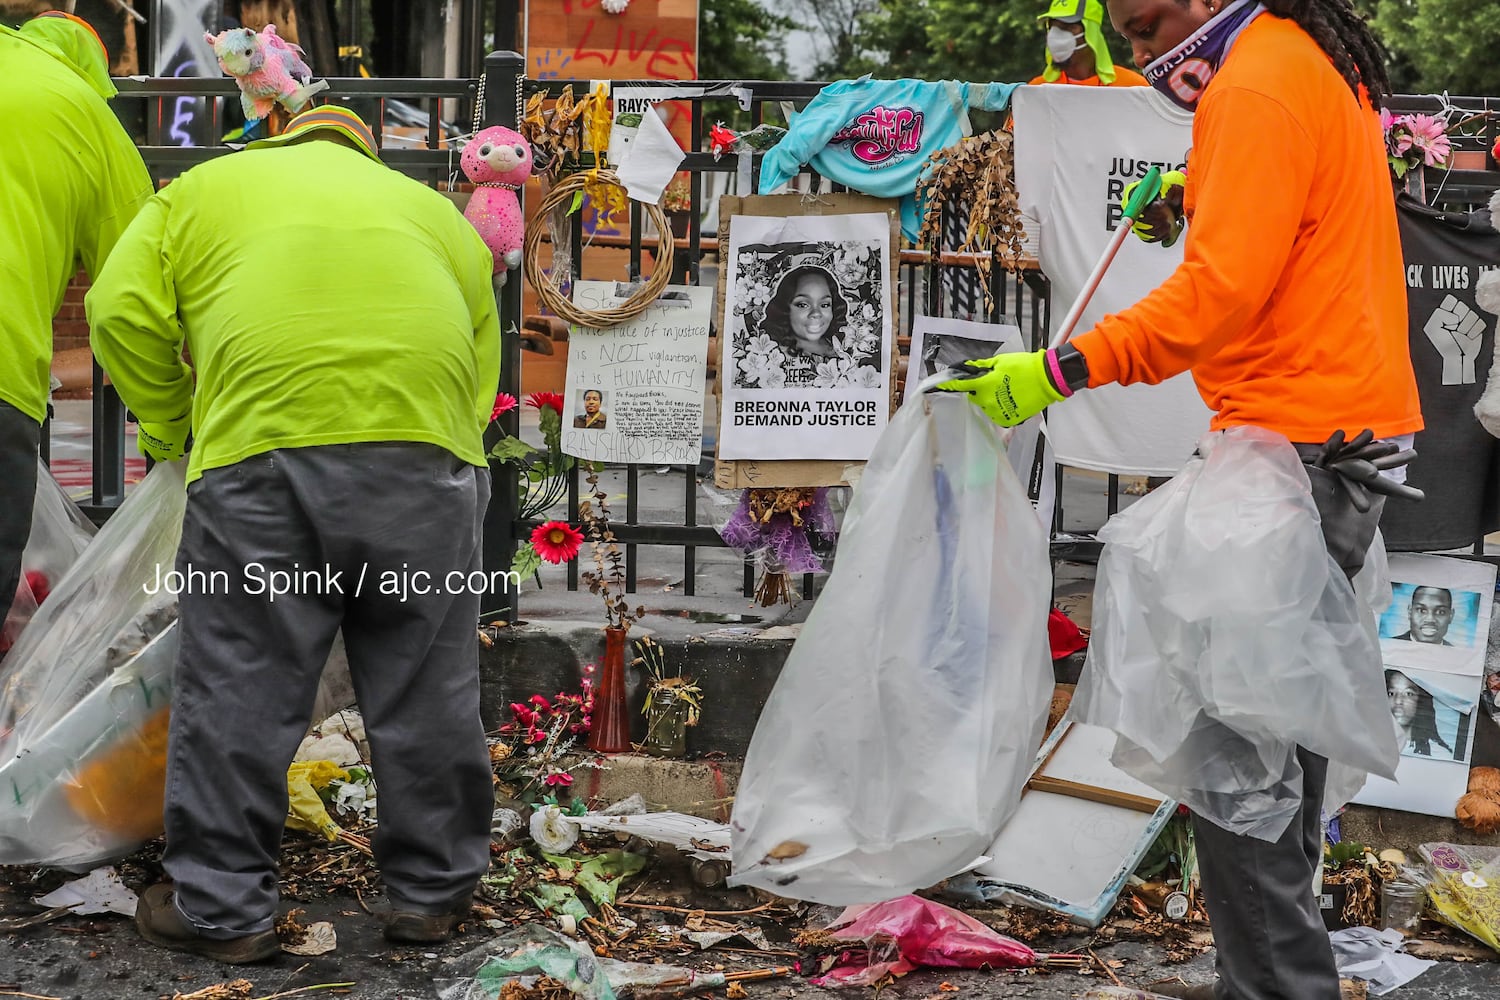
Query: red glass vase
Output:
[[588, 626, 632, 753]]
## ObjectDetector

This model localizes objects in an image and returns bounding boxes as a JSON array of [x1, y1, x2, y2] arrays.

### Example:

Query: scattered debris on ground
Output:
[[2, 737, 1499, 1000]]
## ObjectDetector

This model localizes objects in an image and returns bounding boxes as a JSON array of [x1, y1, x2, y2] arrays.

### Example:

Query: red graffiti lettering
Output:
[[570, 19, 696, 80]]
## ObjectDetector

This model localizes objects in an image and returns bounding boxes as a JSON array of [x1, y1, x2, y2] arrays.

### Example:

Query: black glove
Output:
[[1310, 428, 1424, 512]]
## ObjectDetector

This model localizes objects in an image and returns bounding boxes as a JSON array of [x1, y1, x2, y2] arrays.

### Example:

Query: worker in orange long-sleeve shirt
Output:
[[942, 1, 1422, 998], [1030, 0, 1147, 88]]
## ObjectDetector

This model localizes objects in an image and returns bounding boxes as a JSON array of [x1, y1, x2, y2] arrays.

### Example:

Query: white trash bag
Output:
[[0, 460, 187, 868], [1071, 426, 1400, 842], [728, 388, 1053, 904], [1, 461, 97, 654], [21, 459, 98, 584]]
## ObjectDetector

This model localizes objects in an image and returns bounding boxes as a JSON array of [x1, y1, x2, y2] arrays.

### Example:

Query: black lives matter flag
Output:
[[1381, 193, 1500, 552]]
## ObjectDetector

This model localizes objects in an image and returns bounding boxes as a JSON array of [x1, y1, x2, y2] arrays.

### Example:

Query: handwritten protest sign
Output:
[[562, 281, 712, 465]]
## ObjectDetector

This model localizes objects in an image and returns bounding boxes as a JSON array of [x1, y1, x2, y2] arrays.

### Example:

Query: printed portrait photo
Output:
[[727, 239, 887, 391], [919, 332, 1007, 382], [1379, 583, 1483, 650], [1384, 667, 1475, 764], [573, 388, 608, 430]]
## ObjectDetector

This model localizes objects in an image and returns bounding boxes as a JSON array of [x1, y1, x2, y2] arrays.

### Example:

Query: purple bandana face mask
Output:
[[1144, 0, 1265, 112]]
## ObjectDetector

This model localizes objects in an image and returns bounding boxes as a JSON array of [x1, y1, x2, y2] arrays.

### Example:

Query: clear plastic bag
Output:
[[0, 460, 187, 868], [727, 388, 1053, 903], [1417, 842, 1500, 952], [438, 924, 732, 1000], [701, 484, 846, 577], [21, 459, 97, 589], [1, 460, 97, 653], [1071, 427, 1399, 842]]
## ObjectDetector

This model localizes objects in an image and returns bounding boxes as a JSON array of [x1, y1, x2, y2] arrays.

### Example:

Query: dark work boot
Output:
[[384, 894, 474, 944], [1143, 981, 1217, 1000], [135, 883, 280, 964]]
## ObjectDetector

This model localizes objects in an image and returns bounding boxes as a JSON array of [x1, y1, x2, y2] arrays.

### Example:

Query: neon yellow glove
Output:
[[136, 416, 191, 463], [1123, 169, 1187, 246], [935, 349, 1067, 427]]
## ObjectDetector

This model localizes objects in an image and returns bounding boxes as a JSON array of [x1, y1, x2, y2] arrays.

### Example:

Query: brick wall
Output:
[[52, 271, 94, 399], [54, 270, 90, 353]]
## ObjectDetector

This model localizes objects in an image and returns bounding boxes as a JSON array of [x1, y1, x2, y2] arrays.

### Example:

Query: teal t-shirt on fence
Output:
[[757, 77, 1023, 241]]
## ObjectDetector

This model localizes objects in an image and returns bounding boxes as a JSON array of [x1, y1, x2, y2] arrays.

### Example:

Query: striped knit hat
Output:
[[245, 105, 381, 162]]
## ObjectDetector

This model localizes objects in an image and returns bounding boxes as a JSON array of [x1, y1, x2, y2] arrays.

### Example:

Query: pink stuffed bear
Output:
[[205, 24, 329, 122], [461, 126, 534, 288]]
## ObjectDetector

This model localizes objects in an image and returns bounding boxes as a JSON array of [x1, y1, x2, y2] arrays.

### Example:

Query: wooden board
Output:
[[525, 0, 698, 82], [712, 192, 902, 490], [971, 719, 1175, 927]]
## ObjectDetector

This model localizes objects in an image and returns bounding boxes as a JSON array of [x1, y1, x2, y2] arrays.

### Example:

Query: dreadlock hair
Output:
[[1260, 0, 1392, 110]]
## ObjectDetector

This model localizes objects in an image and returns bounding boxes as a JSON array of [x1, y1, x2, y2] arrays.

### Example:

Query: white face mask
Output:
[[1047, 25, 1081, 64]]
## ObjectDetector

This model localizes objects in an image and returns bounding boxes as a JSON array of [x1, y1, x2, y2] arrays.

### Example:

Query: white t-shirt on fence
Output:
[[1012, 85, 1213, 477]]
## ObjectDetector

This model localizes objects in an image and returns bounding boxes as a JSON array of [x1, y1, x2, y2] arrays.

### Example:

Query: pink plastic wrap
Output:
[[808, 895, 1037, 987]]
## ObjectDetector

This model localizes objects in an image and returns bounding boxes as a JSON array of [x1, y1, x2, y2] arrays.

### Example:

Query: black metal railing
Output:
[[63, 75, 479, 524], [65, 65, 1500, 604], [478, 51, 1053, 622], [1385, 95, 1499, 214]]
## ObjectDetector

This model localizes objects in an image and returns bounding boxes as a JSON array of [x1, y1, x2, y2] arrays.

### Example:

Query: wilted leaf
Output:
[[764, 840, 808, 861], [282, 921, 337, 956]]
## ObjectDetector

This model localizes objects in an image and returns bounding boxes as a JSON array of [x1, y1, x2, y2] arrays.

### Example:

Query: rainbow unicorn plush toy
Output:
[[205, 24, 329, 122]]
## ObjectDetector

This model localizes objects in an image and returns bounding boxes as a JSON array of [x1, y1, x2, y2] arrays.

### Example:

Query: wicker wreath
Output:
[[522, 168, 674, 328]]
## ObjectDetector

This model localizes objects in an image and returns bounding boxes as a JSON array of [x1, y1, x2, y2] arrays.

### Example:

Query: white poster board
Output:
[[969, 721, 1174, 927], [906, 316, 1056, 532], [1377, 554, 1495, 676], [718, 212, 894, 460], [561, 282, 713, 465], [906, 315, 1024, 387], [1355, 553, 1497, 818]]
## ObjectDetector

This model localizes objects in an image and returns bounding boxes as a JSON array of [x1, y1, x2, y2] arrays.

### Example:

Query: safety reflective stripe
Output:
[[284, 110, 378, 153]]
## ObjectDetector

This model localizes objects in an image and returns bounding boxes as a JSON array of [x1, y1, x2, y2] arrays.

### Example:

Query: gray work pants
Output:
[[163, 443, 495, 937], [1192, 454, 1387, 1000], [0, 402, 41, 629]]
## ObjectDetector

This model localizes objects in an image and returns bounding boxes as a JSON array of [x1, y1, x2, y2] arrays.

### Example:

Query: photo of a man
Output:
[[1392, 586, 1456, 645], [574, 389, 607, 430]]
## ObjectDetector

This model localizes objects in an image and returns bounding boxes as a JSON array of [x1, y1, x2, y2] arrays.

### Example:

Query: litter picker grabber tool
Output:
[[923, 166, 1163, 400], [1049, 165, 1162, 351]]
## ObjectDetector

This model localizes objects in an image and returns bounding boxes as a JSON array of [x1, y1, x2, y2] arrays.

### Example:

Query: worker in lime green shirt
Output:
[[1031, 0, 1147, 87], [0, 11, 149, 636], [86, 106, 501, 963]]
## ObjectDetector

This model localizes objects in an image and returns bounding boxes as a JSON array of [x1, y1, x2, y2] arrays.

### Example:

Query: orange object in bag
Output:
[[62, 705, 170, 841]]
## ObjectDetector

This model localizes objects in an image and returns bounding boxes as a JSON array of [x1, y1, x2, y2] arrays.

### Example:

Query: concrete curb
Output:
[[481, 620, 1500, 856], [480, 620, 795, 757], [564, 753, 741, 823]]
